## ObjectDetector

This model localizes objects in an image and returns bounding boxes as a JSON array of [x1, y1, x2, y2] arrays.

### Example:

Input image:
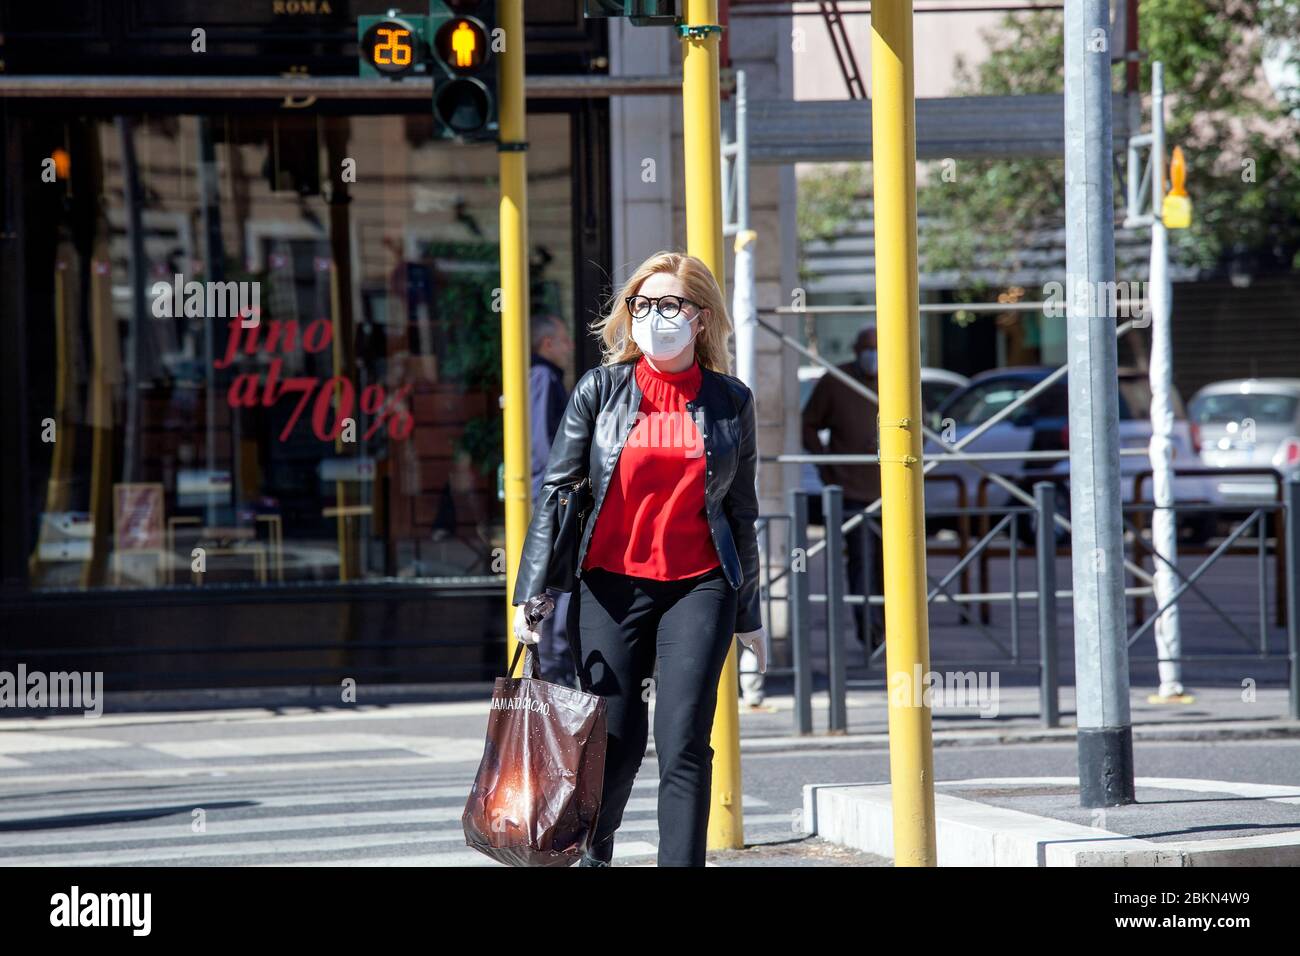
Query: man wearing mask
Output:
[[529, 314, 577, 686], [800, 325, 887, 650]]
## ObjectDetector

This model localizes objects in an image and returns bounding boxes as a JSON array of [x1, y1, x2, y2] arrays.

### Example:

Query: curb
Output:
[[803, 777, 1300, 866]]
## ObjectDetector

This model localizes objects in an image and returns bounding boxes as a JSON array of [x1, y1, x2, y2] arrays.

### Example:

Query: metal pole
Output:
[[789, 489, 814, 735], [1064, 0, 1135, 807], [823, 485, 848, 733], [499, 0, 533, 677], [871, 0, 938, 865], [1035, 483, 1061, 728], [196, 118, 222, 529], [732, 70, 763, 707], [1286, 476, 1300, 720], [1146, 61, 1185, 700], [682, 0, 744, 852], [733, 71, 756, 385]]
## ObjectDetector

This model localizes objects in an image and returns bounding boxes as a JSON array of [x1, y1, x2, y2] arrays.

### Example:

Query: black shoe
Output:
[[578, 853, 610, 867]]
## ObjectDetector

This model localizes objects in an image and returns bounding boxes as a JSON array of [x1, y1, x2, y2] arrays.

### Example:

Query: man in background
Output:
[[801, 325, 887, 651], [529, 314, 576, 686]]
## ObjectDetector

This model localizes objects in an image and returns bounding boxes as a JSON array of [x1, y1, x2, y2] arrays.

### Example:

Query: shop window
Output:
[[16, 111, 574, 591]]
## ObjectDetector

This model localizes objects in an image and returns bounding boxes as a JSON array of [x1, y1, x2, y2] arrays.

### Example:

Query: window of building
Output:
[[16, 110, 574, 592]]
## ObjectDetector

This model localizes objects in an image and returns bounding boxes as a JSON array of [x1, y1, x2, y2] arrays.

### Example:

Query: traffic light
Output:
[[1161, 145, 1192, 229], [584, 1, 680, 25], [357, 5, 498, 142], [429, 1, 498, 141]]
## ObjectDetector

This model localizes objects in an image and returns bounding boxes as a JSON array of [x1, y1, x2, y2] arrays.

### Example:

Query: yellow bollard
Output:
[[498, 0, 533, 677], [870, 0, 938, 866], [680, 0, 744, 853]]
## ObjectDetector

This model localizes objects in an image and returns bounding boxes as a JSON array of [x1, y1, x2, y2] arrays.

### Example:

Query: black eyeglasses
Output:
[[625, 294, 701, 321]]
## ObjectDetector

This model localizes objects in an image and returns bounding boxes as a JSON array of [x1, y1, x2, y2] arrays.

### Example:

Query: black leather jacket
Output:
[[513, 358, 763, 634]]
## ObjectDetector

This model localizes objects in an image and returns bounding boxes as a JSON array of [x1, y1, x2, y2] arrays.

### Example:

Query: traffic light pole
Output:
[[871, 0, 938, 866], [1063, 0, 1136, 807], [679, 0, 743, 854], [498, 0, 533, 675]]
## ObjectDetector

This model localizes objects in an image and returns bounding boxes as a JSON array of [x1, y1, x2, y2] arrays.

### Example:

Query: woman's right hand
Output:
[[513, 599, 552, 645]]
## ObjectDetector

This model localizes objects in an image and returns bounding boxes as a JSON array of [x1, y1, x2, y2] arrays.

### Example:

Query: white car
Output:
[[922, 366, 1216, 541], [1190, 378, 1300, 506]]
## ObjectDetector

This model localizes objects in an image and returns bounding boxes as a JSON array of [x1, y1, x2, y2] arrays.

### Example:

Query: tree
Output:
[[918, 1, 1300, 282]]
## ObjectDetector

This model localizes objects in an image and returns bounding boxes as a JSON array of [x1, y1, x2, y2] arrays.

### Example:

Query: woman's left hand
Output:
[[736, 627, 768, 674]]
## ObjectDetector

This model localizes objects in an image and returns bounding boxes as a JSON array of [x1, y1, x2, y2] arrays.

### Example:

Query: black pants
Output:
[[843, 497, 887, 644], [566, 565, 738, 867]]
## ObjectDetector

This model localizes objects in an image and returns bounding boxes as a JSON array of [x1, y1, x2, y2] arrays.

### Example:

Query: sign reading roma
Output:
[[214, 318, 413, 442]]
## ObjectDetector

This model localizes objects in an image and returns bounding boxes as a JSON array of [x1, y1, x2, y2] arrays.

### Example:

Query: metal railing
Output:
[[762, 474, 1300, 735]]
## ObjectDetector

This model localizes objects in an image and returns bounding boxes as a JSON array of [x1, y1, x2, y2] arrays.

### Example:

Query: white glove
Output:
[[736, 627, 768, 674], [513, 604, 542, 645]]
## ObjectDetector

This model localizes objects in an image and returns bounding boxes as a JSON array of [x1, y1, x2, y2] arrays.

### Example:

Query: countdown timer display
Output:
[[360, 18, 421, 77]]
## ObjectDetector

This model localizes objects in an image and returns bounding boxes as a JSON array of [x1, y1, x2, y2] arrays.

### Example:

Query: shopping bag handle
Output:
[[508, 641, 542, 680]]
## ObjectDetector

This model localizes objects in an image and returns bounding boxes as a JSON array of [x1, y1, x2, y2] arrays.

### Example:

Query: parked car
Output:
[[798, 365, 971, 509], [923, 366, 1216, 541], [1189, 378, 1300, 506]]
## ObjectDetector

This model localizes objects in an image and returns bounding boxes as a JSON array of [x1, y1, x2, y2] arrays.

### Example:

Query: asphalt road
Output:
[[2, 704, 1298, 866]]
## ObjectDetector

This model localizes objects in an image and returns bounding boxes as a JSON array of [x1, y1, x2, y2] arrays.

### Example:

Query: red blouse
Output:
[[581, 356, 720, 580]]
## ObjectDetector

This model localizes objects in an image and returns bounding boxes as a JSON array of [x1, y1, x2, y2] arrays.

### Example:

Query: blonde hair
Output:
[[592, 251, 733, 374]]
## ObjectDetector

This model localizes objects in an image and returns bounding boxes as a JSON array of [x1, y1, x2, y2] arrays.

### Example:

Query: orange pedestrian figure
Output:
[[451, 21, 477, 68]]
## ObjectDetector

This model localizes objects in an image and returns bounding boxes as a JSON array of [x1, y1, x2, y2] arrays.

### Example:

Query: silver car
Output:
[[1190, 378, 1300, 505]]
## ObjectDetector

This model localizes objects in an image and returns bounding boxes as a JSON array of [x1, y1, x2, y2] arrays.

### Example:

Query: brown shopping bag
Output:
[[462, 642, 607, 866]]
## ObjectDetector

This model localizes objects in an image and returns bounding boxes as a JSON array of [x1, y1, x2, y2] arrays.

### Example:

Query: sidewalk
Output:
[[733, 685, 1300, 751], [3, 683, 1295, 755]]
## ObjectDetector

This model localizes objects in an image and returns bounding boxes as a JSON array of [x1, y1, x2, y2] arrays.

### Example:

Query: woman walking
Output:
[[511, 250, 767, 868]]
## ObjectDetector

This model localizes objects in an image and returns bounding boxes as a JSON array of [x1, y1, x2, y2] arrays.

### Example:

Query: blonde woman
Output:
[[511, 251, 767, 867]]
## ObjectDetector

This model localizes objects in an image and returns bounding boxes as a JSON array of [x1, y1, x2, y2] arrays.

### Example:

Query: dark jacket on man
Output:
[[530, 353, 569, 501], [800, 360, 881, 504]]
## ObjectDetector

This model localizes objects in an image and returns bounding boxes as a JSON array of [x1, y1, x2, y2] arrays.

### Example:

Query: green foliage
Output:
[[422, 239, 503, 475], [918, 1, 1300, 281], [458, 414, 503, 477], [797, 162, 871, 281]]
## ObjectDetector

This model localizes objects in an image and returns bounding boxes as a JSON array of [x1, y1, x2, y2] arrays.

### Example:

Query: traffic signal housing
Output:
[[584, 1, 680, 25], [357, 4, 498, 142], [429, 1, 498, 141]]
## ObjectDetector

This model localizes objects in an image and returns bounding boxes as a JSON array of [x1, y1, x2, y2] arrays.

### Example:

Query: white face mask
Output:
[[632, 308, 698, 362]]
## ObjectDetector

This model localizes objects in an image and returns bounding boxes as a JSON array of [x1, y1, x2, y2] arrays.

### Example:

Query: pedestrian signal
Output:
[[1161, 146, 1192, 229], [357, 6, 498, 142], [430, 1, 498, 140]]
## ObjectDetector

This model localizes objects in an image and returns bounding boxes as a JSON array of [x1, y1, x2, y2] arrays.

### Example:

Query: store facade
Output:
[[0, 1, 611, 688]]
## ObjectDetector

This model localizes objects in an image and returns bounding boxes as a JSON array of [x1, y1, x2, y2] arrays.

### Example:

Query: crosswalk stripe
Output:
[[0, 773, 699, 820], [145, 733, 485, 761], [0, 733, 127, 755], [0, 809, 797, 866]]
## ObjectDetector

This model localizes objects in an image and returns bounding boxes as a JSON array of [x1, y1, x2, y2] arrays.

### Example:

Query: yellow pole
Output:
[[681, 0, 743, 852], [499, 0, 532, 677], [871, 0, 937, 866]]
